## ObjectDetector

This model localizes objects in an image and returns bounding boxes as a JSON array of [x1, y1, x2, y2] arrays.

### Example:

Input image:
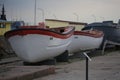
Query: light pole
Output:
[[73, 13, 79, 21], [91, 14, 96, 22], [53, 14, 57, 19], [100, 16, 105, 21], [34, 0, 37, 25], [38, 8, 45, 22], [0, 4, 1, 18]]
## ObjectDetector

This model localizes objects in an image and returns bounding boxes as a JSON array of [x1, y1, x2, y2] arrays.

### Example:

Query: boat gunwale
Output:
[[4, 26, 75, 39], [86, 23, 120, 29], [74, 30, 104, 38]]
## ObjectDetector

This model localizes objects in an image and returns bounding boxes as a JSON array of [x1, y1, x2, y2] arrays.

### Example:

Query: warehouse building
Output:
[[45, 19, 87, 31]]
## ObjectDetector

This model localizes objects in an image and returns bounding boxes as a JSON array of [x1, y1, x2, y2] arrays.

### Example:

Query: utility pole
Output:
[[38, 8, 45, 22], [73, 13, 79, 21], [34, 0, 37, 25], [92, 14, 96, 22]]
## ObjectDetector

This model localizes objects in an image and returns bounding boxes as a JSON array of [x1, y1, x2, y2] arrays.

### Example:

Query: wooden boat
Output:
[[4, 26, 75, 62], [68, 30, 104, 54], [82, 20, 120, 45]]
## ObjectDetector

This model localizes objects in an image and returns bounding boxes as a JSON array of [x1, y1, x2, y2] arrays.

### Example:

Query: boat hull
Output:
[[4, 27, 74, 62], [82, 22, 120, 44], [8, 34, 71, 62], [68, 30, 103, 54]]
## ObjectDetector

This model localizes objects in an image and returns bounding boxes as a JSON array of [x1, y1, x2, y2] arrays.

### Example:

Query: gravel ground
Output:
[[34, 50, 120, 80]]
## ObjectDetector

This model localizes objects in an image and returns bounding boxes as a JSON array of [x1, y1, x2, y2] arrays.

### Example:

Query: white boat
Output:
[[68, 30, 104, 54], [4, 26, 75, 62]]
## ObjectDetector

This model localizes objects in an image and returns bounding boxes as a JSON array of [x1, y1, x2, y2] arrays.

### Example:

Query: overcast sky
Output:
[[0, 0, 120, 24]]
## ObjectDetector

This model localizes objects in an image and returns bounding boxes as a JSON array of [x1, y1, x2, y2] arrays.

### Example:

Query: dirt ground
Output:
[[34, 50, 120, 80]]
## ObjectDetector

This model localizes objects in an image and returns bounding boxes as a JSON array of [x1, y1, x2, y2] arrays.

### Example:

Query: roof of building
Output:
[[0, 20, 13, 23], [0, 20, 24, 24], [45, 19, 87, 25]]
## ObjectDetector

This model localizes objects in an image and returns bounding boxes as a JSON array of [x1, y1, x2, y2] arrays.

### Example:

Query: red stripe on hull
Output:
[[5, 27, 75, 39], [74, 30, 104, 38]]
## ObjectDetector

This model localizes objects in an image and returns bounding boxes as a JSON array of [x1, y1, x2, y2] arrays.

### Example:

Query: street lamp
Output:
[[91, 14, 96, 22], [0, 4, 1, 17], [38, 8, 45, 22], [53, 14, 57, 19], [34, 0, 37, 25], [100, 16, 105, 21], [73, 13, 79, 21]]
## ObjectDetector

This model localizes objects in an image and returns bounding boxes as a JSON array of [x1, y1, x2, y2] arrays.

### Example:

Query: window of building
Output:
[[0, 23, 6, 28]]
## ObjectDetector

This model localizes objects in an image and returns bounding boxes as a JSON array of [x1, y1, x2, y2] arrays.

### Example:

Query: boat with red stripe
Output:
[[4, 26, 75, 62], [68, 30, 104, 54]]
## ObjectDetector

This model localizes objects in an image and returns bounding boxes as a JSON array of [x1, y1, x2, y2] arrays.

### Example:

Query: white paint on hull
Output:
[[8, 34, 72, 62], [68, 35, 103, 54]]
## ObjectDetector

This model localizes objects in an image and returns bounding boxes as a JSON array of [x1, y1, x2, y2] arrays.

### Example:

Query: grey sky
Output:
[[0, 0, 120, 24]]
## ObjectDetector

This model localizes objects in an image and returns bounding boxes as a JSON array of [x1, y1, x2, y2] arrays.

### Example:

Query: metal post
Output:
[[34, 0, 37, 25], [83, 52, 91, 80], [73, 13, 79, 21], [102, 40, 107, 55], [38, 8, 45, 23], [86, 56, 88, 80]]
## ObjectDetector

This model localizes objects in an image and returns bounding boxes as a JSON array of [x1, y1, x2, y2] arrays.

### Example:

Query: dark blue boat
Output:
[[82, 20, 120, 45]]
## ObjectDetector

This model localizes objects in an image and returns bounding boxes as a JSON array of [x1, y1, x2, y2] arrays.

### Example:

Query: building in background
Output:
[[11, 21, 24, 30], [69, 21, 87, 31], [0, 20, 25, 35], [0, 5, 24, 35], [45, 19, 87, 31], [0, 20, 12, 35], [0, 4, 7, 21], [0, 4, 10, 35]]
